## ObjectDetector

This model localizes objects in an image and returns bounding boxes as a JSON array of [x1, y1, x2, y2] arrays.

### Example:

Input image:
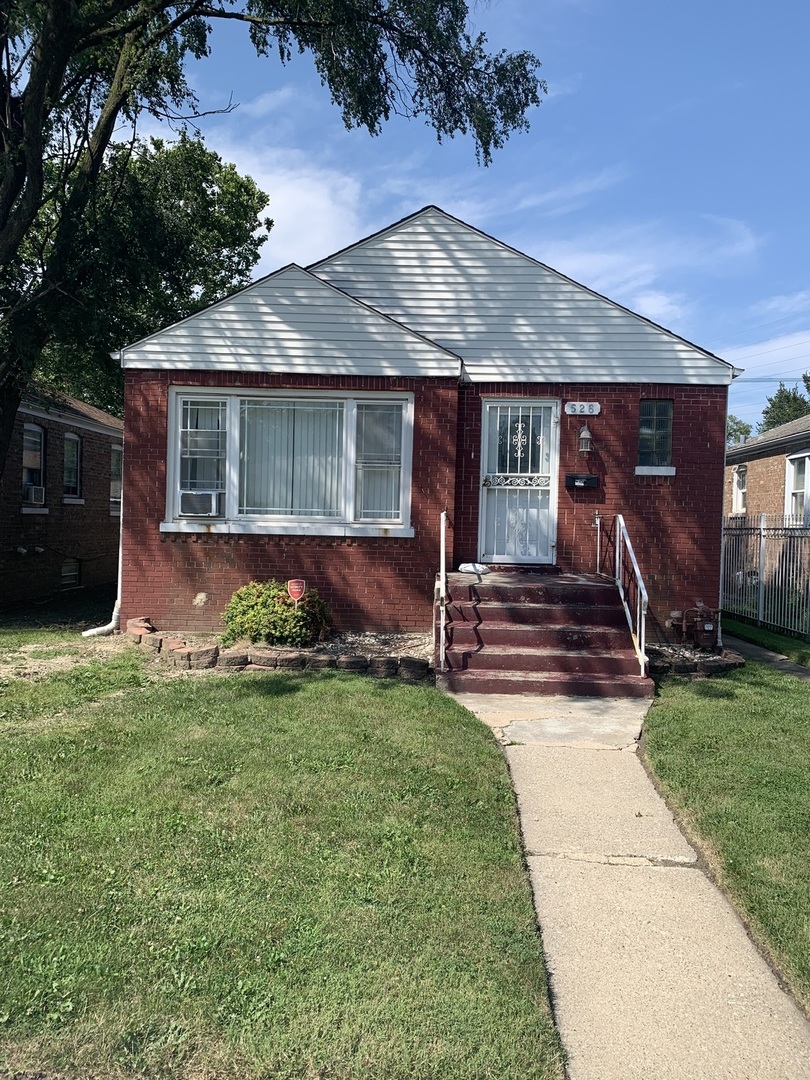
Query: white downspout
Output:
[[82, 447, 123, 638]]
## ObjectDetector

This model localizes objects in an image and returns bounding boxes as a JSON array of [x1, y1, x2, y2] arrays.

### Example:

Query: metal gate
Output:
[[722, 514, 810, 638]]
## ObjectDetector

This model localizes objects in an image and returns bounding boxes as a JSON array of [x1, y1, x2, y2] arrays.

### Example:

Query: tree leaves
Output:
[[0, 0, 544, 476], [757, 378, 810, 434]]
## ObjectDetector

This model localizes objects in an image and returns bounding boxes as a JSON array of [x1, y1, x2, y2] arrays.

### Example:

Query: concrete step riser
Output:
[[446, 625, 627, 649], [447, 603, 628, 628], [437, 671, 654, 698], [444, 650, 641, 676], [436, 572, 651, 698], [449, 585, 620, 606]]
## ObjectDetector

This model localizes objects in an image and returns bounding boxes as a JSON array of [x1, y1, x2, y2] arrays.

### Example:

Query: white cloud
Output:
[[722, 330, 810, 372], [752, 291, 810, 318], [238, 87, 300, 118], [511, 166, 627, 216], [190, 131, 365, 271], [525, 216, 760, 306], [631, 290, 689, 325], [724, 330, 810, 427]]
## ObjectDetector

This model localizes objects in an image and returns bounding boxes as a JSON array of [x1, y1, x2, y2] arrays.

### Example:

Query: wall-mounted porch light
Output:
[[578, 423, 593, 453]]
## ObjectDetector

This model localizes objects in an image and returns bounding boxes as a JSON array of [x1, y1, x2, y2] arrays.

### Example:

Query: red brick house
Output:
[[725, 414, 810, 520], [118, 206, 736, 647], [0, 387, 123, 607]]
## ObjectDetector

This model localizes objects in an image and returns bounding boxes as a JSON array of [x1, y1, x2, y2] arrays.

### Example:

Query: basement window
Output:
[[61, 558, 80, 589]]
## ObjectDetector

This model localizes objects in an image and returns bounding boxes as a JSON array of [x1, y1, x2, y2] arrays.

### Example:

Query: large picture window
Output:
[[166, 390, 413, 535]]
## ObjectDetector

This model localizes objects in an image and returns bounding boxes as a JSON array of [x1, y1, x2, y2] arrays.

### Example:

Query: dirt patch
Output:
[[0, 627, 434, 684], [0, 634, 134, 681]]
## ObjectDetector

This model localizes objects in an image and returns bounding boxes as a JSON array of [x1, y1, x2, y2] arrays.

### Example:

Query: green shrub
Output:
[[221, 580, 332, 647]]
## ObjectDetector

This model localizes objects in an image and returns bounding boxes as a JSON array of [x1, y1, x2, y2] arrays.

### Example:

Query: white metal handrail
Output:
[[614, 514, 648, 676], [437, 509, 448, 673]]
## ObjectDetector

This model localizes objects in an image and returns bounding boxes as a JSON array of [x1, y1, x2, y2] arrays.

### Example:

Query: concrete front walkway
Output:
[[451, 692, 810, 1080]]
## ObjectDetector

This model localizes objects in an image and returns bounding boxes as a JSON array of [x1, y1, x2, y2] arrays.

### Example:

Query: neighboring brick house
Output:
[[725, 414, 810, 520], [0, 387, 124, 607], [118, 206, 736, 639]]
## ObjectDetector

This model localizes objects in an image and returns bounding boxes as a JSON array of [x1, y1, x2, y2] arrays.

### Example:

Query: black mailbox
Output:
[[565, 473, 599, 490]]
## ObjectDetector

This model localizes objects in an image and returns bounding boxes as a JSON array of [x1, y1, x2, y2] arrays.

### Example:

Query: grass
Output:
[[644, 663, 810, 1011], [0, 664, 564, 1080], [723, 617, 810, 667], [0, 583, 118, 654], [0, 652, 148, 727]]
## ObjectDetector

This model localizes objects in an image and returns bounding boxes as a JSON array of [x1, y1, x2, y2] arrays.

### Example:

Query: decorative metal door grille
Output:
[[480, 402, 558, 563]]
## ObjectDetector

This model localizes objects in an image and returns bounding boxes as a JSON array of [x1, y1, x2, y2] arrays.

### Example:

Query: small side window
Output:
[[64, 433, 82, 498], [786, 454, 810, 522], [638, 400, 673, 468], [732, 465, 747, 514]]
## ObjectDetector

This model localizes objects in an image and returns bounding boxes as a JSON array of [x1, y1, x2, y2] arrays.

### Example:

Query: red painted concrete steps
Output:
[[435, 571, 654, 698]]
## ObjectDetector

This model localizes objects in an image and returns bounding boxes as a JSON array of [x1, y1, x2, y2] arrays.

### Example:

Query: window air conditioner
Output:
[[23, 485, 45, 505], [179, 490, 223, 517]]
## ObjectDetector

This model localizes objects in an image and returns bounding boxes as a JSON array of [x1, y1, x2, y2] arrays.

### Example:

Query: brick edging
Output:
[[125, 618, 433, 681]]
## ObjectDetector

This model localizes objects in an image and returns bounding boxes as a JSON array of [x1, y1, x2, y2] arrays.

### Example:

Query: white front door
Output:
[[479, 399, 559, 564]]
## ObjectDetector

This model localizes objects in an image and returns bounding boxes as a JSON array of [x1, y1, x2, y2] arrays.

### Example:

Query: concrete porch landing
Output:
[[451, 692, 810, 1080]]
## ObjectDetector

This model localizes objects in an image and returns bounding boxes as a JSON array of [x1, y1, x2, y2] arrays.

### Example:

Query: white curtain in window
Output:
[[240, 400, 343, 516], [355, 403, 402, 520]]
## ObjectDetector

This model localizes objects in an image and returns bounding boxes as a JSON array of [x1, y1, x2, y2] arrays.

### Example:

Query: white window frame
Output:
[[22, 423, 46, 508], [635, 399, 676, 476], [63, 433, 83, 502], [110, 444, 123, 515], [785, 449, 810, 523], [731, 464, 747, 515], [162, 387, 415, 537]]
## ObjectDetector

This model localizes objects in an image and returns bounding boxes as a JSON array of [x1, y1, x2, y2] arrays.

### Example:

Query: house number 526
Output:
[[564, 402, 601, 416]]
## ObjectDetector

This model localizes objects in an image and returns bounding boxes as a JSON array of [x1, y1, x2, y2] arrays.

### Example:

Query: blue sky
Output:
[[152, 0, 808, 431]]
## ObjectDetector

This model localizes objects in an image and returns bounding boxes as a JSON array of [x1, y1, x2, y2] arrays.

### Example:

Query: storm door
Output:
[[479, 400, 559, 564]]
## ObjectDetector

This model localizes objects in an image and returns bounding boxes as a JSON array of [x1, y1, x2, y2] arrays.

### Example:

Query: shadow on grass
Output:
[[210, 667, 437, 702], [655, 660, 808, 703], [0, 583, 117, 633]]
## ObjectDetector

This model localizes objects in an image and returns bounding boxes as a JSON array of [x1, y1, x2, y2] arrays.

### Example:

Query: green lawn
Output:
[[0, 656, 564, 1080], [723, 617, 810, 667], [644, 663, 810, 1010]]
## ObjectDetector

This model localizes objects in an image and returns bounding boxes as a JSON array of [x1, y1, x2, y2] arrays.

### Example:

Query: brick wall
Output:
[[121, 371, 458, 632], [723, 455, 787, 516], [454, 383, 728, 641], [0, 414, 121, 607], [122, 373, 727, 639]]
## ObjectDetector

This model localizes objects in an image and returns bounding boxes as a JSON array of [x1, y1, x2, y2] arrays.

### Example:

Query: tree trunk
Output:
[[0, 364, 26, 485]]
